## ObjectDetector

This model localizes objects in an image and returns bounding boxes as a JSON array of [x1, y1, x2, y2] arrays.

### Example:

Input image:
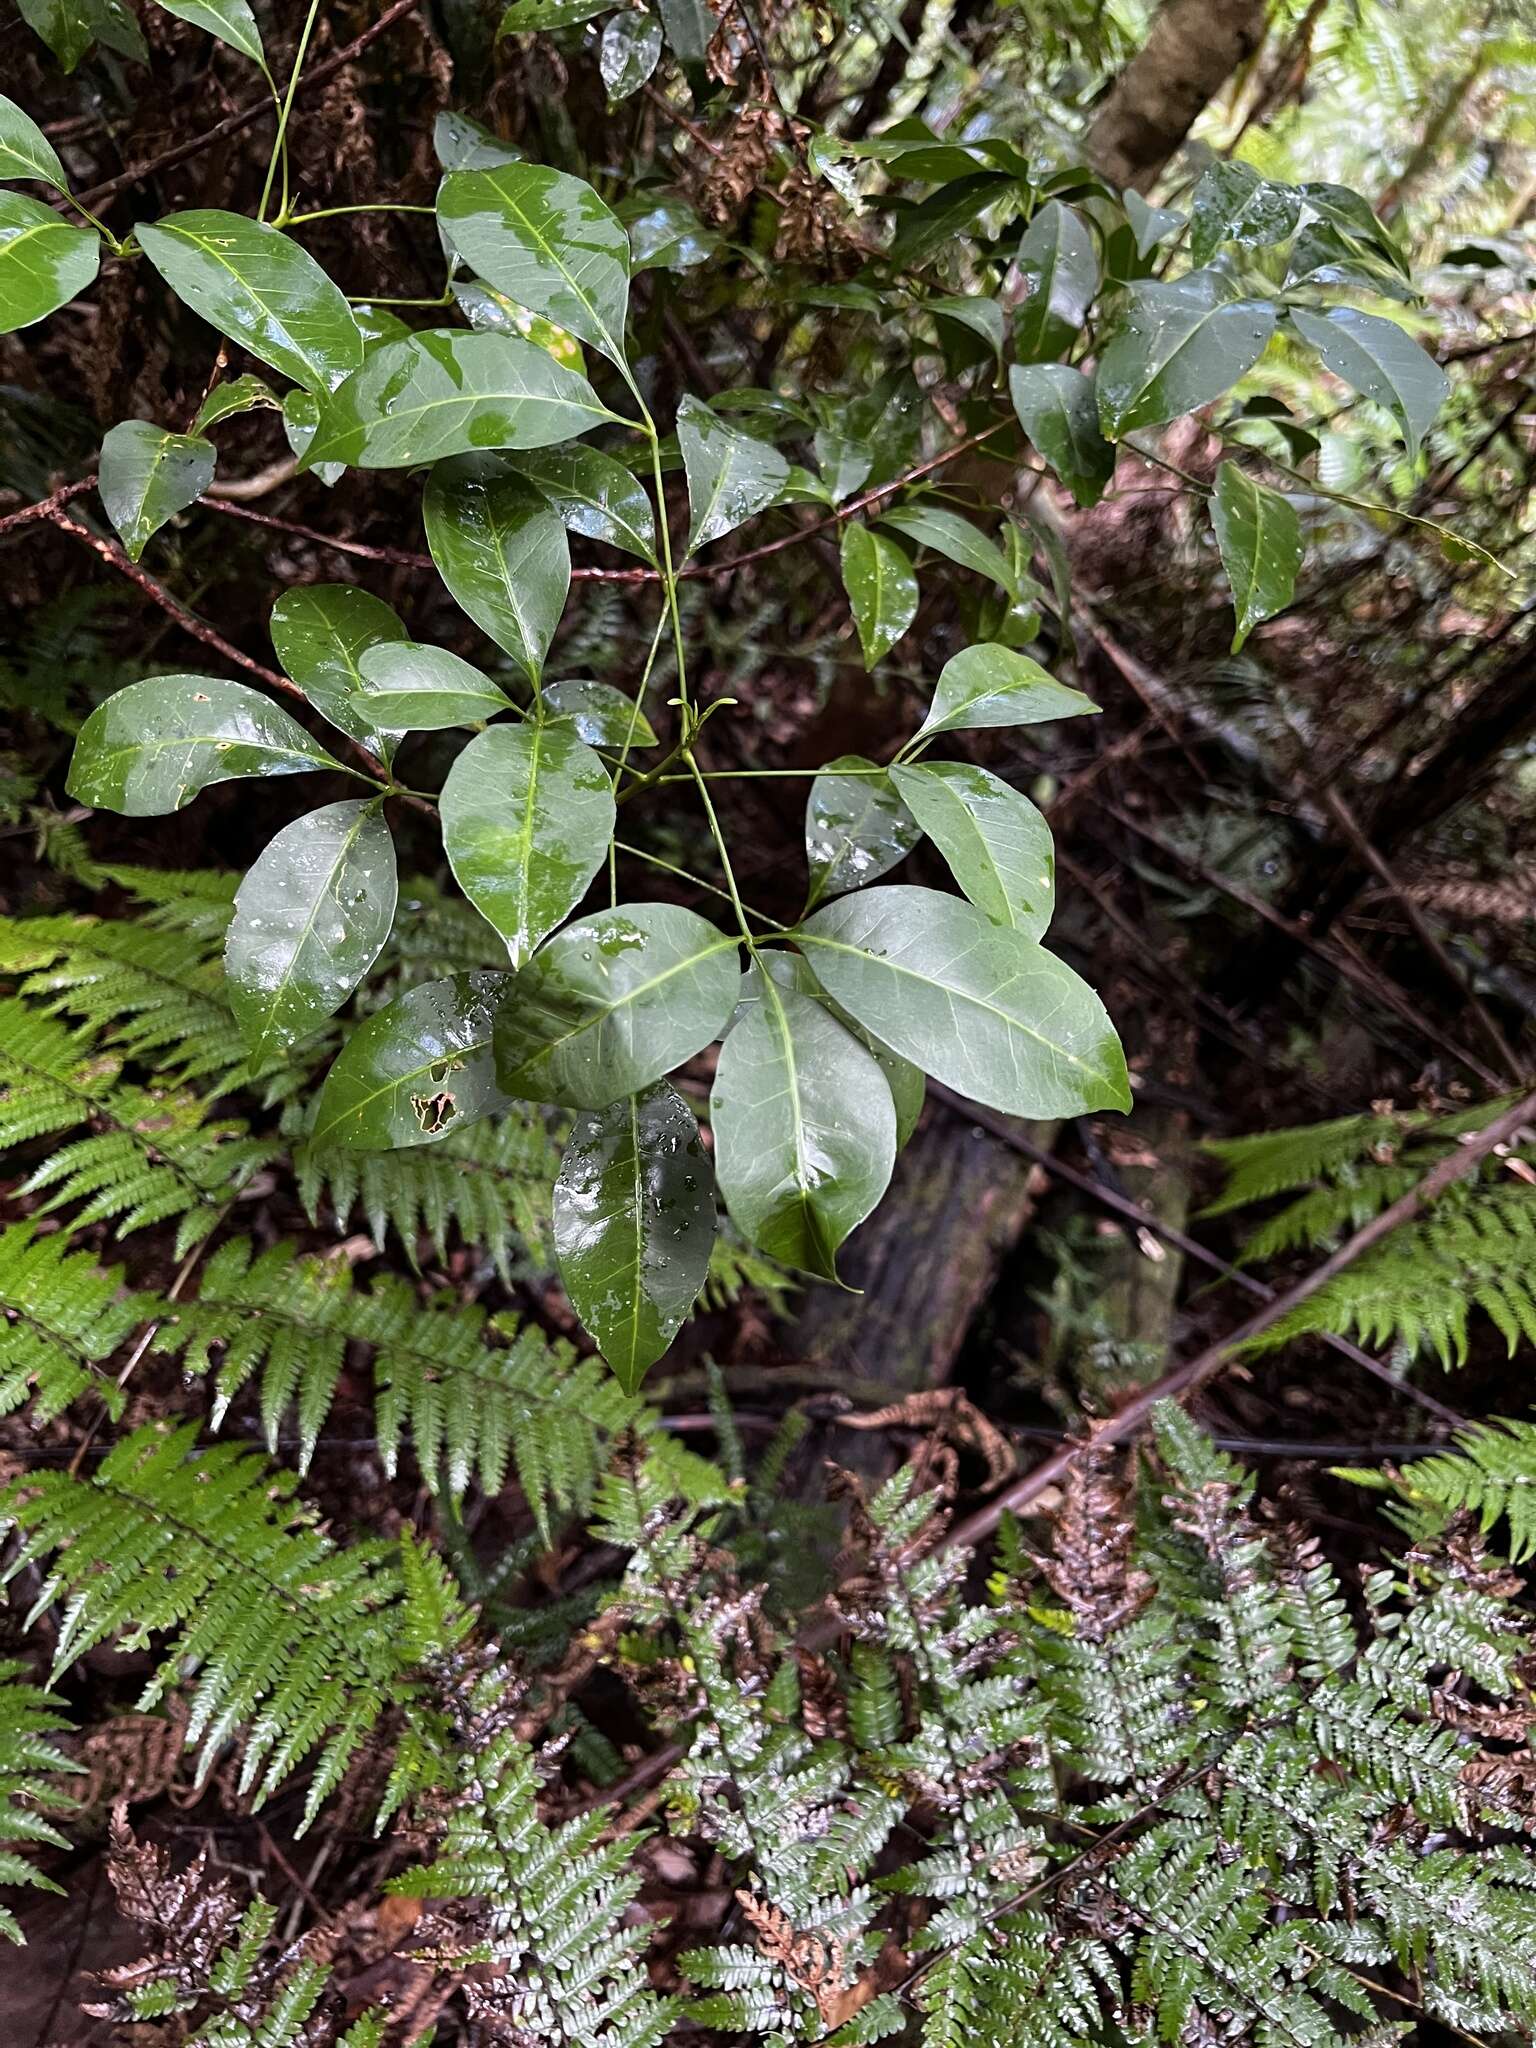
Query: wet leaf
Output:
[[424, 456, 571, 685], [19, 0, 146, 70], [543, 678, 658, 747], [1009, 362, 1115, 508], [495, 900, 740, 1108], [914, 643, 1099, 743], [355, 642, 516, 728], [194, 373, 279, 431], [1210, 461, 1302, 652], [97, 419, 215, 560], [313, 972, 512, 1149], [305, 331, 612, 470], [1188, 162, 1299, 267], [797, 884, 1131, 1118], [1013, 200, 1097, 363], [841, 524, 918, 669], [499, 0, 611, 27], [678, 394, 790, 552], [712, 957, 895, 1280], [890, 760, 1055, 938], [135, 211, 363, 395], [1096, 272, 1274, 438], [601, 11, 663, 102], [0, 192, 98, 333], [441, 722, 615, 965], [1288, 305, 1448, 462], [553, 1081, 716, 1390], [269, 583, 408, 761], [877, 503, 1016, 593], [226, 800, 397, 1067], [67, 676, 339, 816], [154, 0, 265, 67], [806, 755, 921, 907], [509, 443, 657, 561], [0, 91, 67, 187], [434, 111, 523, 172]]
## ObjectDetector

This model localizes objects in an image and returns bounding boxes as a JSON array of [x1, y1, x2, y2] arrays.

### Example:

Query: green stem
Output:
[[60, 192, 123, 250], [687, 752, 755, 948], [258, 0, 323, 223], [281, 203, 438, 226], [614, 839, 786, 930], [346, 289, 455, 308], [609, 607, 669, 903]]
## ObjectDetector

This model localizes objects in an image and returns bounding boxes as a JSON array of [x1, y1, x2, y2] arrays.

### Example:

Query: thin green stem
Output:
[[60, 192, 123, 249], [614, 840, 786, 930], [609, 608, 670, 902], [687, 753, 755, 948], [281, 203, 438, 226], [346, 289, 455, 308], [258, 0, 323, 223]]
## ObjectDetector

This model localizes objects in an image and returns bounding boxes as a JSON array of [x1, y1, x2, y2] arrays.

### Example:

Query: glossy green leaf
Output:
[[509, 444, 657, 562], [601, 11, 663, 101], [154, 0, 265, 67], [279, 387, 343, 488], [313, 972, 512, 1149], [19, 0, 146, 70], [890, 761, 1054, 939], [654, 0, 712, 80], [914, 643, 1099, 743], [1210, 462, 1303, 653], [441, 723, 615, 965], [0, 192, 98, 334], [424, 455, 571, 685], [758, 949, 925, 1150], [928, 293, 1005, 366], [97, 419, 215, 561], [0, 92, 67, 187], [135, 212, 363, 396], [553, 1081, 716, 1390], [1013, 201, 1097, 363], [1124, 190, 1184, 257], [500, 0, 610, 27], [678, 394, 790, 553], [841, 524, 919, 670], [797, 885, 1131, 1118], [269, 584, 407, 760], [806, 755, 920, 906], [1096, 273, 1275, 439], [890, 172, 1013, 267], [433, 111, 523, 173], [622, 196, 718, 271], [877, 504, 1016, 594], [1188, 162, 1299, 267], [1009, 362, 1115, 509], [306, 331, 610, 471], [494, 901, 740, 1109], [1288, 306, 1448, 463], [1299, 181, 1410, 277], [814, 428, 874, 505], [543, 679, 657, 748], [438, 162, 631, 369], [226, 800, 396, 1067], [66, 676, 339, 817], [712, 959, 896, 1280], [193, 372, 279, 431], [355, 642, 516, 728]]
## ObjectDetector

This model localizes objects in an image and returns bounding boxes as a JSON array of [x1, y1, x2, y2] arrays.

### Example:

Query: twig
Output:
[[0, 475, 97, 538], [945, 1085, 1536, 1549]]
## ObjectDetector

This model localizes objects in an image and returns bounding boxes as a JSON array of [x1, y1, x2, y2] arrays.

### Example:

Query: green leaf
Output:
[[553, 1081, 716, 1390], [438, 163, 632, 370], [840, 523, 918, 670], [0, 92, 67, 188], [622, 196, 719, 271], [355, 642, 516, 728], [797, 885, 1130, 1118], [806, 755, 921, 906], [654, 0, 712, 81], [135, 212, 363, 396], [97, 419, 215, 561], [890, 172, 1014, 266], [500, 0, 611, 27], [0, 192, 98, 334], [1209, 462, 1303, 653], [1008, 362, 1115, 509], [280, 386, 343, 487], [889, 761, 1054, 939], [67, 676, 340, 817], [712, 958, 895, 1280], [914, 643, 1099, 743], [424, 456, 571, 685], [226, 800, 397, 1067], [601, 11, 663, 101], [494, 901, 740, 1109], [877, 504, 1016, 594], [1299, 181, 1409, 277], [677, 395, 790, 553], [313, 972, 512, 1149], [755, 949, 925, 1151], [1124, 190, 1184, 257], [441, 723, 615, 966], [433, 111, 523, 173], [154, 0, 265, 67], [1013, 200, 1097, 363], [270, 583, 407, 761], [509, 444, 657, 562], [543, 679, 658, 747], [1096, 273, 1274, 438], [306, 331, 611, 471], [194, 373, 279, 431], [1188, 162, 1299, 267], [19, 0, 147, 70], [1288, 306, 1448, 463], [927, 293, 1005, 367]]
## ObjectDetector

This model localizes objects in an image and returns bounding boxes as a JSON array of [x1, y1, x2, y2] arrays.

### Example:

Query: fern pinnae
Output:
[[0, 1220, 151, 1422], [0, 1658, 77, 1944]]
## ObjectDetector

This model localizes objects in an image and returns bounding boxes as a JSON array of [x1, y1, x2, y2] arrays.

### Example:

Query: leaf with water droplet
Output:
[[840, 523, 918, 669], [67, 676, 340, 816], [356, 641, 517, 729], [1095, 271, 1275, 438], [677, 394, 790, 554], [424, 454, 570, 685], [805, 755, 920, 908], [270, 583, 408, 762], [313, 972, 513, 1149], [914, 643, 1099, 744], [97, 418, 215, 561], [890, 760, 1056, 938]]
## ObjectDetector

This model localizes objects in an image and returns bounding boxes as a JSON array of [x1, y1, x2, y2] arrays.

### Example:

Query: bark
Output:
[[1085, 0, 1268, 192]]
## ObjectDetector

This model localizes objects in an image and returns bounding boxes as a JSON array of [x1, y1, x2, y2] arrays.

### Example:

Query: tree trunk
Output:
[[1086, 0, 1268, 192]]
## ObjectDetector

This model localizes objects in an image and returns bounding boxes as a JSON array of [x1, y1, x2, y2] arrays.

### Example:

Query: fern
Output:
[[1, 1423, 468, 1828], [1341, 1416, 1536, 1559], [0, 1659, 76, 1944], [0, 1220, 150, 1421]]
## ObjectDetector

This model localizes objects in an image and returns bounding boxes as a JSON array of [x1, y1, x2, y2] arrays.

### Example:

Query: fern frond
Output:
[[0, 1659, 76, 1944], [0, 1221, 151, 1422], [1363, 1418, 1536, 1560], [1201, 1109, 1420, 1214]]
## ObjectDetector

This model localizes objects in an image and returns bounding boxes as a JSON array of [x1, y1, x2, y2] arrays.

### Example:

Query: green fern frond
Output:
[[0, 1220, 150, 1422], [1353, 1418, 1536, 1560], [0, 1659, 76, 1945], [1, 1424, 467, 1828], [1201, 1108, 1421, 1214]]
